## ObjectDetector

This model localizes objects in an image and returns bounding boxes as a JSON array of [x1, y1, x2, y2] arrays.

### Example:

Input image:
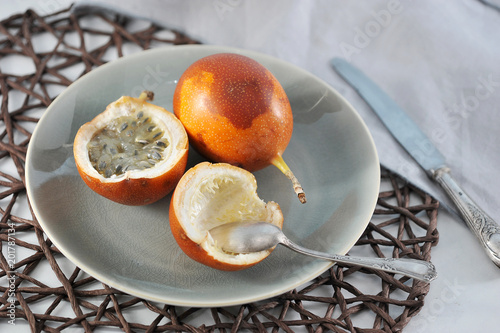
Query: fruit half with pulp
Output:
[[73, 91, 188, 205], [169, 162, 284, 271], [173, 53, 306, 203]]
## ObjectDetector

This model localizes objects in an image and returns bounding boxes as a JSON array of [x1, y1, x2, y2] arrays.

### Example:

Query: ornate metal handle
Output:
[[434, 167, 500, 267], [281, 238, 437, 283]]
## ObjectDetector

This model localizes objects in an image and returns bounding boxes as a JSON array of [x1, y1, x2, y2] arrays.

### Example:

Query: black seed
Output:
[[120, 123, 129, 132], [109, 148, 117, 155], [137, 111, 144, 119], [150, 151, 161, 160], [147, 125, 155, 132], [104, 169, 113, 178], [98, 161, 106, 170], [156, 140, 166, 147], [115, 165, 123, 174], [143, 117, 150, 123], [153, 132, 162, 139]]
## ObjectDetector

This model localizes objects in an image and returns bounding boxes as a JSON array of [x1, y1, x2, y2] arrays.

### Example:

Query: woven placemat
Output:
[[0, 7, 439, 332]]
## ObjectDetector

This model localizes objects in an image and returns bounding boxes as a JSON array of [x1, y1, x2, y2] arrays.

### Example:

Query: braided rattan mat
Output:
[[0, 7, 439, 332]]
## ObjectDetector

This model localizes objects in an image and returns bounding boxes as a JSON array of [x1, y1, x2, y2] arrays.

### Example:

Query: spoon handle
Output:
[[281, 238, 437, 283]]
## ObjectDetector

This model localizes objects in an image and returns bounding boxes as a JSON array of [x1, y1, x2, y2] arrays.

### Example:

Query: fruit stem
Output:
[[138, 90, 154, 102], [271, 155, 306, 204]]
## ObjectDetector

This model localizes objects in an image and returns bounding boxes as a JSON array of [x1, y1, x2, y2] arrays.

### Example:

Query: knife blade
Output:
[[331, 57, 500, 268]]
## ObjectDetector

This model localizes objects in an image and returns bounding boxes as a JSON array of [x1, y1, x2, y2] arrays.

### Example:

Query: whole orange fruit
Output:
[[173, 53, 306, 203]]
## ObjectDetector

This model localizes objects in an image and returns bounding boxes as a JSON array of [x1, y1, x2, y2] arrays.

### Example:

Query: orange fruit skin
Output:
[[173, 53, 293, 172], [76, 148, 188, 206], [169, 201, 266, 271]]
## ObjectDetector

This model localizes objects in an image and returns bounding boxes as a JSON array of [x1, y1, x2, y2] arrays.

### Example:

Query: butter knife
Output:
[[331, 57, 500, 267]]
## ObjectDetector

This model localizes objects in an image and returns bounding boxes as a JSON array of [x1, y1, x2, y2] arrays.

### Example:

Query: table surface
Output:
[[1, 1, 500, 332]]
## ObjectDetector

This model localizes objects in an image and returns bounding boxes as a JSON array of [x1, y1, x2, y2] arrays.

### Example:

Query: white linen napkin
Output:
[[72, 0, 500, 221]]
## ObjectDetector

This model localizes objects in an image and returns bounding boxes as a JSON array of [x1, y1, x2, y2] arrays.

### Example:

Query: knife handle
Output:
[[434, 168, 500, 267]]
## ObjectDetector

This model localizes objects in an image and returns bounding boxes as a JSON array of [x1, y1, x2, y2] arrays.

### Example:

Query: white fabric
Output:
[[73, 0, 500, 221]]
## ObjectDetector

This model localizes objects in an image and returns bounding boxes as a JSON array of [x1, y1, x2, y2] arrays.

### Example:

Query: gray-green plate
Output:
[[26, 45, 380, 307]]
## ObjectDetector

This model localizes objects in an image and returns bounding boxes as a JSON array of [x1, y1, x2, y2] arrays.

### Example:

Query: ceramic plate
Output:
[[26, 45, 380, 307]]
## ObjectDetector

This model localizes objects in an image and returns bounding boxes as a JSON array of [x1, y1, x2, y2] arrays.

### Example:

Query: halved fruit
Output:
[[169, 162, 284, 271], [73, 91, 189, 205]]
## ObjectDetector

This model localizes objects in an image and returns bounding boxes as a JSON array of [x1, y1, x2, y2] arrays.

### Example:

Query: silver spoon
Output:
[[209, 221, 437, 283]]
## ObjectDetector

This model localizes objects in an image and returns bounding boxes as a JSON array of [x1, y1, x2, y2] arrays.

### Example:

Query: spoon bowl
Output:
[[209, 221, 437, 283]]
